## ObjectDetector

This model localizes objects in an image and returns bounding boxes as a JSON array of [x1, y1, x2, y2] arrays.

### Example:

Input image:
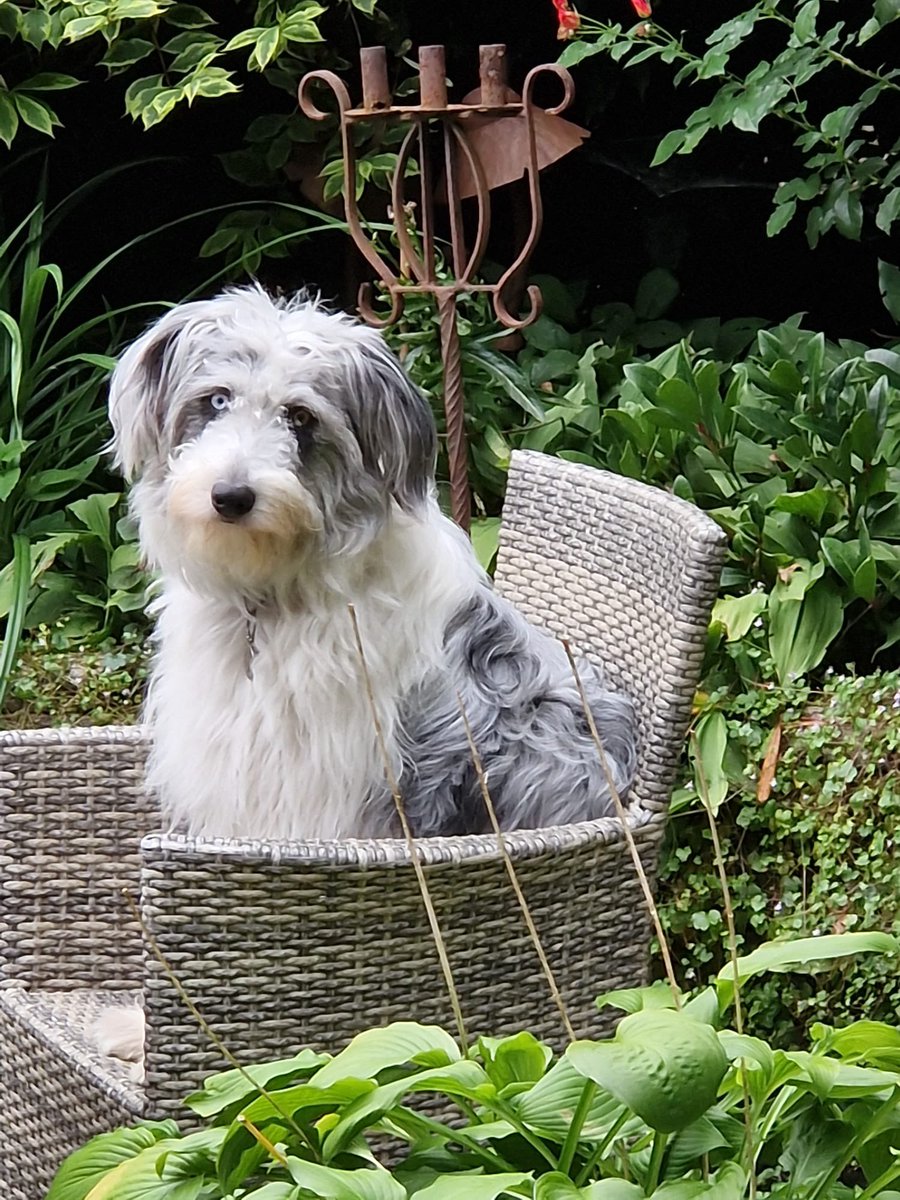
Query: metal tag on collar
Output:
[[245, 607, 258, 679]]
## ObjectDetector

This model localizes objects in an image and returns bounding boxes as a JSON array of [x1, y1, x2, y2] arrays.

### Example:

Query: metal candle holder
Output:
[[298, 45, 576, 530]]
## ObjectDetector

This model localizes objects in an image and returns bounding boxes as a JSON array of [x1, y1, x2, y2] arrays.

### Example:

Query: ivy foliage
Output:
[[661, 669, 900, 1045]]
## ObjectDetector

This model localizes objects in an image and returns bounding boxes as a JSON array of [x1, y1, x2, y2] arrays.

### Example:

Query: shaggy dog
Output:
[[96, 287, 638, 1068], [108, 286, 638, 844]]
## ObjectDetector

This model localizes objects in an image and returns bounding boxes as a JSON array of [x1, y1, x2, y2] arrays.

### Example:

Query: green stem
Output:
[[494, 1101, 560, 1169], [559, 1081, 597, 1177], [753, 1085, 796, 1164], [644, 1129, 669, 1195], [396, 1109, 518, 1172], [575, 1108, 631, 1187], [827, 49, 900, 92]]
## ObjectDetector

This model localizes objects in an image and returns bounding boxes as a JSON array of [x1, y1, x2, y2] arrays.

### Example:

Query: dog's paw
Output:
[[93, 1005, 146, 1071]]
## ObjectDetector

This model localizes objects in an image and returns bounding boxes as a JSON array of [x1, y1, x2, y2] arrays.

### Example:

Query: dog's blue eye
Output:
[[209, 393, 229, 413]]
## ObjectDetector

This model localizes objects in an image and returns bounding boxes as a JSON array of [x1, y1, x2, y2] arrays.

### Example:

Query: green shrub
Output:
[[0, 173, 162, 704], [519, 319, 900, 679], [46, 935, 900, 1200], [660, 668, 900, 1047], [0, 1, 413, 271], [0, 1, 375, 139]]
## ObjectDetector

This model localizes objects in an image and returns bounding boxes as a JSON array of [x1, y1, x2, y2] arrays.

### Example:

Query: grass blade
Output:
[[0, 533, 31, 712]]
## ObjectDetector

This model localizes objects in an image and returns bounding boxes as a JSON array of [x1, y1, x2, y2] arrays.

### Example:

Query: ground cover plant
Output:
[[46, 932, 900, 1199], [661, 668, 900, 1047]]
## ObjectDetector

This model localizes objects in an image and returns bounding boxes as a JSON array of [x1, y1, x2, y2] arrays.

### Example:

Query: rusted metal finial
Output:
[[298, 46, 580, 532]]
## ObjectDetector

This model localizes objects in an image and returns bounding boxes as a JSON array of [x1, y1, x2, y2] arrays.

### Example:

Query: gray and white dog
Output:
[[109, 285, 638, 843]]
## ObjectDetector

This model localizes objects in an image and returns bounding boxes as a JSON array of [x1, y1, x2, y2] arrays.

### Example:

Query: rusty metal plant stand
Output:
[[298, 45, 577, 531]]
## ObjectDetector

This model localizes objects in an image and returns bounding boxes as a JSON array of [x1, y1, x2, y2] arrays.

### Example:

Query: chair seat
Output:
[[0, 985, 147, 1197]]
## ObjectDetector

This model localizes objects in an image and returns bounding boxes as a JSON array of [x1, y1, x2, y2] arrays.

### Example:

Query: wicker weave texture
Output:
[[0, 725, 153, 990], [140, 820, 663, 1115], [0, 988, 143, 1199], [496, 451, 726, 816]]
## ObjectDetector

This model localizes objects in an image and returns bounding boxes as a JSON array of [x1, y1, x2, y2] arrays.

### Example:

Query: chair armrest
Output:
[[0, 726, 156, 990]]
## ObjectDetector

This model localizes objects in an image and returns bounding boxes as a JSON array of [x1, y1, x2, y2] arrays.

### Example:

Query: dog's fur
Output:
[[109, 285, 637, 842], [97, 286, 638, 1063]]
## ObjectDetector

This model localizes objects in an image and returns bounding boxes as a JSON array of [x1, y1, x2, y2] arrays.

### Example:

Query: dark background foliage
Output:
[[2, 0, 890, 341]]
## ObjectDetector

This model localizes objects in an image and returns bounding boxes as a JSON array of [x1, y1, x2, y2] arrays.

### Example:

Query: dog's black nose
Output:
[[211, 482, 256, 520]]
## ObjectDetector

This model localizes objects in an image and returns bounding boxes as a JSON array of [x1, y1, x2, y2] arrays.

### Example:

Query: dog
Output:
[[95, 286, 637, 1065], [109, 285, 637, 842]]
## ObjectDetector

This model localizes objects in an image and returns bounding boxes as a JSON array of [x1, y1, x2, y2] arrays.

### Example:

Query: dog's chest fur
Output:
[[145, 515, 479, 840]]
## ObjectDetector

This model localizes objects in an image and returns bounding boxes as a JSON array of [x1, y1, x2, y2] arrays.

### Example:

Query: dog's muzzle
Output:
[[211, 482, 256, 521]]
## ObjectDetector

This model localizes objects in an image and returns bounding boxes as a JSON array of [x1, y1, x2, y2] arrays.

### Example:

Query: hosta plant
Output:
[[48, 932, 900, 1199]]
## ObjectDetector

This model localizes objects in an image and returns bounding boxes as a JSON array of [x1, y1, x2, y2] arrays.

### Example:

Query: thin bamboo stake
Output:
[[690, 729, 756, 1199], [122, 888, 321, 1161], [562, 641, 682, 1009], [455, 692, 577, 1042]]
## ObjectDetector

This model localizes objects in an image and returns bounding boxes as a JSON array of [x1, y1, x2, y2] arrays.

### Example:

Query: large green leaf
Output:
[[567, 1011, 728, 1134], [23, 456, 100, 502], [416, 1173, 533, 1200], [184, 1049, 328, 1118], [322, 1060, 491, 1159], [516, 1057, 628, 1141], [711, 591, 767, 642], [651, 1163, 745, 1198], [767, 579, 843, 683], [782, 1051, 900, 1098], [46, 1123, 179, 1200], [286, 1158, 406, 1200], [67, 492, 120, 549], [471, 517, 501, 572], [596, 981, 679, 1016], [242, 1186, 301, 1200], [219, 1078, 373, 1192], [536, 1175, 646, 1200], [478, 1032, 553, 1092], [691, 709, 728, 812], [663, 1115, 730, 1179], [717, 933, 899, 1008], [82, 1128, 224, 1200], [814, 1020, 900, 1071], [311, 1022, 460, 1087]]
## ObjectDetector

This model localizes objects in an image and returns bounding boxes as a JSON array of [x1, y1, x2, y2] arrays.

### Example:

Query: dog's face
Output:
[[108, 288, 436, 595]]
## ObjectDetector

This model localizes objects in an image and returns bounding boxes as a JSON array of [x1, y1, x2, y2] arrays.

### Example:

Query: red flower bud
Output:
[[552, 0, 581, 39], [630, 0, 652, 16]]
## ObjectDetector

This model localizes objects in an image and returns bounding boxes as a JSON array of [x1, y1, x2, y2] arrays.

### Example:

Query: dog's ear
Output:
[[349, 337, 437, 512], [108, 306, 188, 480]]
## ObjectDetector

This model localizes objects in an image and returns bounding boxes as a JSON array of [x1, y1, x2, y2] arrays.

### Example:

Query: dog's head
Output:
[[109, 287, 436, 594]]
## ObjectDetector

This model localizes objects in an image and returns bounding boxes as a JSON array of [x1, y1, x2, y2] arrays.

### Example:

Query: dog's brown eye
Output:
[[289, 408, 313, 429]]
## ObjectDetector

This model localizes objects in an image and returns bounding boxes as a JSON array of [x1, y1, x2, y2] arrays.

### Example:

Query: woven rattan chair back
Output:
[[496, 450, 727, 817]]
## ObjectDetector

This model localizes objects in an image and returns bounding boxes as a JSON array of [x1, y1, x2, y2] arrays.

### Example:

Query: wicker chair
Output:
[[0, 451, 725, 1199]]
